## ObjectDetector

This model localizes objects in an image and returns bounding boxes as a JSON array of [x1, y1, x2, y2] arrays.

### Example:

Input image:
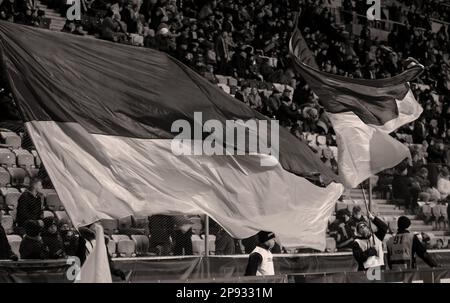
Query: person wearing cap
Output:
[[244, 231, 276, 276], [352, 212, 388, 271], [386, 216, 438, 270]]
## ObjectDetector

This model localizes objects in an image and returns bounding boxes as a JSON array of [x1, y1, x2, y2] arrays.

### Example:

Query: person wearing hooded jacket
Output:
[[386, 216, 438, 270], [352, 212, 388, 271]]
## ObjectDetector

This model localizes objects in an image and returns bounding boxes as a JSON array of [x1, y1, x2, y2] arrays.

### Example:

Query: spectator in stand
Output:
[[265, 87, 281, 118], [41, 217, 66, 259], [172, 215, 193, 256], [19, 220, 49, 260], [437, 167, 450, 200], [59, 219, 79, 256], [348, 206, 367, 231], [0, 211, 18, 260], [148, 215, 173, 255], [247, 87, 262, 111], [329, 209, 354, 250], [15, 178, 44, 236]]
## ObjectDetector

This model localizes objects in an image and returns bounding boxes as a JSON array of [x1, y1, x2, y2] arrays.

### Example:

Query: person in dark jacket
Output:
[[41, 217, 65, 259], [0, 211, 18, 260], [352, 212, 388, 271], [15, 178, 44, 235], [19, 220, 49, 260], [387, 216, 438, 270]]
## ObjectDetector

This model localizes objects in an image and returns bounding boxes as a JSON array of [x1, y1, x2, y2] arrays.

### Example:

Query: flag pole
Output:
[[360, 180, 375, 246], [205, 215, 209, 257]]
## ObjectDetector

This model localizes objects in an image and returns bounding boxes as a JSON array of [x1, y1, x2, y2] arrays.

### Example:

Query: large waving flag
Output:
[[289, 25, 423, 188], [0, 22, 343, 250]]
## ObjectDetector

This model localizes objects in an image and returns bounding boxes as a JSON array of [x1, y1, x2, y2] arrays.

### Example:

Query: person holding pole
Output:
[[352, 212, 388, 271]]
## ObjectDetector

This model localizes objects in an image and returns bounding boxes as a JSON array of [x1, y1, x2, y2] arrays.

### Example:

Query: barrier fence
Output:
[[2, 250, 450, 282]]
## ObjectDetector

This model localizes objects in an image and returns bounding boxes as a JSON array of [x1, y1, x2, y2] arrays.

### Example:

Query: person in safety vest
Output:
[[352, 212, 388, 271], [386, 216, 438, 270], [244, 231, 276, 276]]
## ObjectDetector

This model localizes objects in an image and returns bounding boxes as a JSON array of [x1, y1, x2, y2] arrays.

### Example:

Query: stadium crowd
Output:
[[0, 0, 450, 261]]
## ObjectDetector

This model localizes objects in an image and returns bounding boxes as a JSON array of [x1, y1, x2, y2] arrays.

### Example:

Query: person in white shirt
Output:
[[437, 167, 450, 200], [244, 231, 276, 276]]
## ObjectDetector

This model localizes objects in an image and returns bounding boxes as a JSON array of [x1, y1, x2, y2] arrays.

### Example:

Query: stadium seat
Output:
[[4, 190, 20, 211], [0, 132, 21, 149], [0, 167, 10, 187], [191, 234, 205, 255], [101, 219, 119, 235], [317, 135, 327, 146], [26, 167, 40, 179], [215, 75, 228, 84], [31, 150, 41, 167], [46, 192, 64, 211], [105, 236, 117, 257], [55, 211, 70, 223], [7, 235, 21, 257], [118, 216, 133, 230], [117, 239, 136, 257], [131, 235, 150, 256], [14, 149, 34, 168], [325, 237, 336, 253], [1, 214, 13, 234], [43, 210, 55, 218], [227, 77, 238, 87], [0, 148, 16, 167], [7, 167, 29, 187], [133, 216, 149, 229]]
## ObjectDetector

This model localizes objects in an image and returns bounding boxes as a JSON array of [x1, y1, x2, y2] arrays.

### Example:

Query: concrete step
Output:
[[378, 209, 406, 216]]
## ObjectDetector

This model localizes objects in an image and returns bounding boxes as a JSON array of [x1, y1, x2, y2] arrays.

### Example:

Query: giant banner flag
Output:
[[289, 25, 423, 188], [0, 22, 343, 250]]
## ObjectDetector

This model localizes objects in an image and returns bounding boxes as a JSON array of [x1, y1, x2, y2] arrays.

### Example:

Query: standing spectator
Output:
[[265, 87, 281, 117], [15, 178, 44, 236], [0, 211, 18, 260], [41, 217, 65, 259], [148, 215, 173, 255], [215, 31, 234, 75], [19, 220, 48, 260], [215, 226, 235, 255], [172, 215, 193, 256]]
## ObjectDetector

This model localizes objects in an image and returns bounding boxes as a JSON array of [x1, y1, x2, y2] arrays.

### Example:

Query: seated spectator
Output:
[[19, 220, 49, 260], [59, 219, 79, 256], [247, 87, 262, 111], [41, 217, 65, 259], [15, 178, 44, 236], [348, 206, 367, 230], [0, 211, 18, 260], [419, 196, 434, 225], [101, 10, 128, 42], [329, 209, 354, 250], [432, 201, 448, 231], [437, 167, 450, 200]]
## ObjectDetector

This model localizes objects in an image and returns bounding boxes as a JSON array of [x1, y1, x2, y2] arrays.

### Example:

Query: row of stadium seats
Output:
[[0, 131, 22, 149], [4, 233, 217, 259], [0, 166, 40, 187], [0, 187, 64, 212], [0, 148, 41, 169]]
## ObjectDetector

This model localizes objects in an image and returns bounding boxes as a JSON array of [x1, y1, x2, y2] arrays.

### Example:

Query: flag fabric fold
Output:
[[289, 25, 424, 188], [0, 22, 344, 250], [77, 224, 112, 283]]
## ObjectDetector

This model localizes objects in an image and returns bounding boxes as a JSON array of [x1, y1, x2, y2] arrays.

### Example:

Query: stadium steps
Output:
[[35, 0, 66, 31]]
